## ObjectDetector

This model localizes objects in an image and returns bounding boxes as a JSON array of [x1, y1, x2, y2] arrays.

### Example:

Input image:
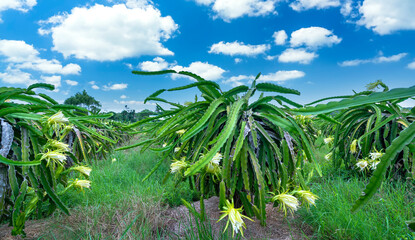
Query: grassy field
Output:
[[34, 145, 236, 239], [297, 175, 415, 240], [23, 138, 415, 239], [296, 139, 415, 240], [36, 147, 192, 239]]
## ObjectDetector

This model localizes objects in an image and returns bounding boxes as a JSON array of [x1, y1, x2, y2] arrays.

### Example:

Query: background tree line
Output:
[[64, 90, 157, 122]]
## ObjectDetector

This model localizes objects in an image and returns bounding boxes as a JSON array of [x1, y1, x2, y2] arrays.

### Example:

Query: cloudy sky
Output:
[[0, 0, 414, 112]]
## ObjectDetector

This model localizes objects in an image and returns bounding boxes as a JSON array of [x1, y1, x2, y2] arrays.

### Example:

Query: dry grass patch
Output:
[[164, 197, 313, 240], [0, 197, 168, 240], [0, 196, 313, 240]]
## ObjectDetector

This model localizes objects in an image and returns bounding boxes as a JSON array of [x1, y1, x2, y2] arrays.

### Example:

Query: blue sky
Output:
[[0, 0, 414, 112]]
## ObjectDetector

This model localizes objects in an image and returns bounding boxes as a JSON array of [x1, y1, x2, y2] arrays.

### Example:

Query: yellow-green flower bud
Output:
[[71, 166, 92, 176], [356, 159, 368, 171], [211, 152, 222, 165], [217, 199, 253, 237], [272, 193, 300, 216], [176, 129, 186, 135], [47, 140, 70, 152], [47, 111, 69, 132], [324, 152, 332, 161], [170, 159, 188, 173], [296, 190, 318, 207], [71, 178, 91, 191], [350, 139, 357, 153], [324, 137, 334, 145], [40, 150, 66, 166]]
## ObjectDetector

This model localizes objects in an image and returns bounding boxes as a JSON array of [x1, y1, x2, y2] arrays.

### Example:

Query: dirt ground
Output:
[[0, 197, 312, 239], [0, 219, 50, 240], [163, 197, 312, 240]]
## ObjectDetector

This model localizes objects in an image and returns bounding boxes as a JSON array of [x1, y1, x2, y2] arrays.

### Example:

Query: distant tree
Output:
[[136, 109, 155, 121], [109, 108, 155, 123], [64, 90, 101, 112]]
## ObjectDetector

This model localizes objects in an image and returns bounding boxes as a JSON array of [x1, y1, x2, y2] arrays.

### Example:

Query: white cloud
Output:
[[88, 80, 101, 90], [376, 53, 408, 63], [356, 0, 415, 35], [39, 3, 178, 61], [114, 99, 150, 105], [290, 0, 340, 11], [340, 0, 353, 17], [209, 41, 270, 56], [41, 75, 61, 88], [290, 27, 341, 49], [265, 55, 277, 61], [0, 69, 37, 85], [120, 94, 128, 99], [339, 59, 366, 67], [0, 39, 81, 75], [103, 83, 128, 90], [0, 0, 37, 12], [139, 57, 169, 71], [111, 98, 156, 112], [193, 0, 278, 22], [15, 60, 81, 75], [65, 80, 78, 86], [0, 0, 37, 21], [339, 53, 408, 67], [61, 64, 81, 75], [0, 39, 80, 87], [258, 70, 305, 82], [0, 39, 38, 62], [399, 99, 415, 108], [222, 70, 305, 86], [37, 15, 66, 35], [222, 74, 254, 87], [124, 0, 152, 8], [194, 0, 215, 5], [278, 48, 318, 64], [138, 58, 226, 81], [408, 61, 415, 70], [124, 63, 133, 69], [172, 61, 226, 81], [234, 58, 242, 63], [273, 30, 287, 45]]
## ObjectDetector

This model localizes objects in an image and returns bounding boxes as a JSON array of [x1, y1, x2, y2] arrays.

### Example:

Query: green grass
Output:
[[37, 146, 199, 239], [32, 136, 415, 239], [61, 149, 196, 208], [298, 175, 415, 239], [297, 138, 415, 240]]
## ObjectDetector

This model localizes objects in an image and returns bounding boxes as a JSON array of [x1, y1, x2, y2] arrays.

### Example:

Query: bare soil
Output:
[[0, 197, 312, 239], [163, 197, 312, 239], [0, 219, 50, 240]]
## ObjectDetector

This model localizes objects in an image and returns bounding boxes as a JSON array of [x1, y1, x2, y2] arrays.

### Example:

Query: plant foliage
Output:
[[121, 70, 321, 230], [295, 84, 415, 211], [0, 84, 130, 236]]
